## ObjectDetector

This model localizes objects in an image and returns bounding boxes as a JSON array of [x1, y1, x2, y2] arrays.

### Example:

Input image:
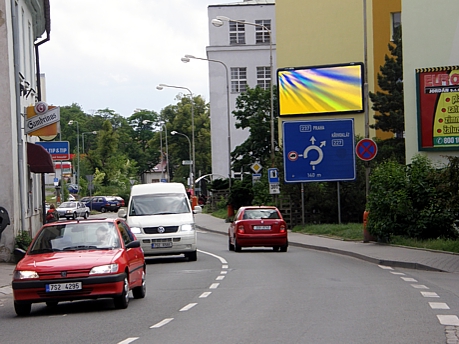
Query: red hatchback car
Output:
[[228, 206, 288, 252], [12, 218, 146, 316]]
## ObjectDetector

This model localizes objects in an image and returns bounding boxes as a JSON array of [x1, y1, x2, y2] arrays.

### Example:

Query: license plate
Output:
[[253, 225, 271, 230], [46, 282, 82, 292], [151, 242, 173, 248], [110, 203, 117, 206]]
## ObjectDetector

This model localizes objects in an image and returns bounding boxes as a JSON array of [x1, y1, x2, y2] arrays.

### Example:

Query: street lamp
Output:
[[171, 130, 192, 190], [212, 15, 275, 166], [143, 120, 169, 182], [68, 120, 80, 195], [157, 84, 195, 192], [181, 54, 232, 189], [82, 131, 98, 156]]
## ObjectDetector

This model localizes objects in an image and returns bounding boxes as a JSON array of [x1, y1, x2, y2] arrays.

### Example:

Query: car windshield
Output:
[[59, 202, 76, 208], [129, 193, 190, 216], [28, 223, 121, 254], [243, 209, 280, 220]]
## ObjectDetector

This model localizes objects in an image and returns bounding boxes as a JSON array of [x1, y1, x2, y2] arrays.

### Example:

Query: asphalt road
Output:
[[0, 224, 456, 343]]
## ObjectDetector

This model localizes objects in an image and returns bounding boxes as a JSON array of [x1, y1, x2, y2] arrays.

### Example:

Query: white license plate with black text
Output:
[[46, 282, 82, 292], [253, 225, 271, 230], [151, 242, 173, 248]]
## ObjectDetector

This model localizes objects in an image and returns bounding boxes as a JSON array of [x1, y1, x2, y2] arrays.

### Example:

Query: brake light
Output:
[[237, 224, 245, 233], [280, 224, 286, 233]]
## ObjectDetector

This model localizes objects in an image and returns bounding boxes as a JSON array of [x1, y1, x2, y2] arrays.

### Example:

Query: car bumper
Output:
[[12, 273, 126, 304], [235, 233, 288, 247], [137, 232, 197, 256]]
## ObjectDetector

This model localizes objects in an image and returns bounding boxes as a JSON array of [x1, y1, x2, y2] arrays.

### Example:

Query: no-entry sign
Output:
[[355, 138, 378, 161]]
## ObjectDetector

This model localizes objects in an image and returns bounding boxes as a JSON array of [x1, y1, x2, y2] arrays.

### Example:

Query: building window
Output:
[[391, 12, 401, 40], [229, 21, 245, 44], [257, 66, 271, 90], [255, 20, 271, 44], [231, 67, 247, 93]]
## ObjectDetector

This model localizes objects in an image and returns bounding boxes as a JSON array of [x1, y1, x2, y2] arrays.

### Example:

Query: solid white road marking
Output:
[[180, 303, 197, 311], [216, 275, 225, 281], [429, 302, 450, 309], [437, 315, 459, 326], [209, 283, 220, 289], [150, 318, 174, 328], [421, 291, 439, 298], [198, 249, 228, 264], [117, 338, 139, 344], [199, 292, 212, 298], [411, 284, 429, 289], [401, 277, 418, 282], [378, 265, 393, 270]]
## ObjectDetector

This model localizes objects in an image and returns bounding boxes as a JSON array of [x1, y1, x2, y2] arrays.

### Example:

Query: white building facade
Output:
[[0, 0, 52, 261], [206, 0, 276, 179]]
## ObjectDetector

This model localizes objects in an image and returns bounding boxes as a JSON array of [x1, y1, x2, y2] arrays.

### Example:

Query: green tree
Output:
[[369, 25, 404, 136]]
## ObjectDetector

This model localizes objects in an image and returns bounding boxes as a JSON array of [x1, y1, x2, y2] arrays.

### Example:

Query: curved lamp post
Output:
[[143, 120, 169, 182], [68, 120, 80, 195], [82, 131, 98, 156], [181, 55, 232, 189], [212, 15, 275, 166], [171, 130, 192, 190], [157, 84, 195, 192]]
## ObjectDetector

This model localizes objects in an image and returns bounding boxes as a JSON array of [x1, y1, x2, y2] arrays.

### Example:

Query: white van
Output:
[[118, 183, 202, 261]]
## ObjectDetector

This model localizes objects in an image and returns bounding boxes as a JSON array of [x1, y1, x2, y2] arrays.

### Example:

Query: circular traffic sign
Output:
[[288, 151, 298, 161], [355, 138, 378, 161]]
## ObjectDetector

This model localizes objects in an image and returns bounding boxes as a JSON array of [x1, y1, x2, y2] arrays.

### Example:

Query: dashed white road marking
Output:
[[437, 315, 459, 326], [421, 291, 439, 298], [180, 303, 197, 311], [401, 277, 418, 282], [117, 338, 139, 344], [220, 271, 228, 274], [150, 318, 174, 328], [411, 284, 429, 289], [216, 275, 225, 281], [209, 283, 220, 289], [199, 292, 212, 298], [222, 265, 228, 269], [429, 302, 450, 310], [390, 272, 405, 275], [378, 265, 393, 270]]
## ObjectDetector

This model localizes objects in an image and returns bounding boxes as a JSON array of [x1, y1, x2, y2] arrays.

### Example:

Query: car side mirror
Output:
[[117, 208, 127, 218], [125, 240, 140, 249]]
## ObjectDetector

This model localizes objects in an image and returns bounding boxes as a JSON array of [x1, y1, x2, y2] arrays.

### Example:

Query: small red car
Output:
[[228, 206, 288, 252], [12, 218, 146, 316]]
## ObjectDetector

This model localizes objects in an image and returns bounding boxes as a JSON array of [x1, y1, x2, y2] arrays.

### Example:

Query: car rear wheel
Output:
[[14, 302, 31, 316], [234, 239, 242, 252], [273, 246, 280, 252], [280, 242, 288, 252], [228, 237, 234, 251], [186, 250, 197, 261], [132, 269, 146, 299], [46, 301, 58, 308], [100, 207, 107, 213], [114, 275, 129, 309]]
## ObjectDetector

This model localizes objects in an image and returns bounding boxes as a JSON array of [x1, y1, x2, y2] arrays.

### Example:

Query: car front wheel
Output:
[[72, 212, 77, 219], [114, 275, 129, 309]]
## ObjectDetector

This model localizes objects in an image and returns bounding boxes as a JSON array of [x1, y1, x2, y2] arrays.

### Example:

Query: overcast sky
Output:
[[40, 0, 227, 117]]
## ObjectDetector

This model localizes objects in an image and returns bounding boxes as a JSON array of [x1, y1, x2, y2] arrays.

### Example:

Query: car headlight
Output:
[[66, 210, 72, 214], [181, 224, 194, 232], [130, 227, 141, 234], [14, 270, 39, 279], [89, 264, 119, 275]]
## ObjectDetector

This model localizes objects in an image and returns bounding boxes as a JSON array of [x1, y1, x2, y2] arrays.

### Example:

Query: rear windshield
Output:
[[129, 193, 191, 216], [243, 209, 280, 220]]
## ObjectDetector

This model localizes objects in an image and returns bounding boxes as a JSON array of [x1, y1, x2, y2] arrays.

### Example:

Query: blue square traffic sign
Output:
[[282, 119, 356, 182]]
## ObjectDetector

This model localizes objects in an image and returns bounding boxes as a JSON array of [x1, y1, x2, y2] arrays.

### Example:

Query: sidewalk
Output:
[[194, 213, 459, 274], [2, 213, 459, 296]]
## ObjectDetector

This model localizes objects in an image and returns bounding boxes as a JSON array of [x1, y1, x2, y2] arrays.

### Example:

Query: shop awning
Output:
[[27, 142, 55, 173]]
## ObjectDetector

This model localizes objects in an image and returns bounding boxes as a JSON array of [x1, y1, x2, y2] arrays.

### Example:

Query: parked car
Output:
[[228, 206, 288, 252], [56, 201, 89, 219], [87, 196, 120, 213], [80, 196, 92, 204], [12, 218, 146, 316], [67, 194, 76, 201], [67, 184, 79, 194], [113, 196, 125, 207]]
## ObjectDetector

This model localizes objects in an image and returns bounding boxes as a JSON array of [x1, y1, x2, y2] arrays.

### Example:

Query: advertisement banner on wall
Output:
[[416, 66, 459, 150]]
